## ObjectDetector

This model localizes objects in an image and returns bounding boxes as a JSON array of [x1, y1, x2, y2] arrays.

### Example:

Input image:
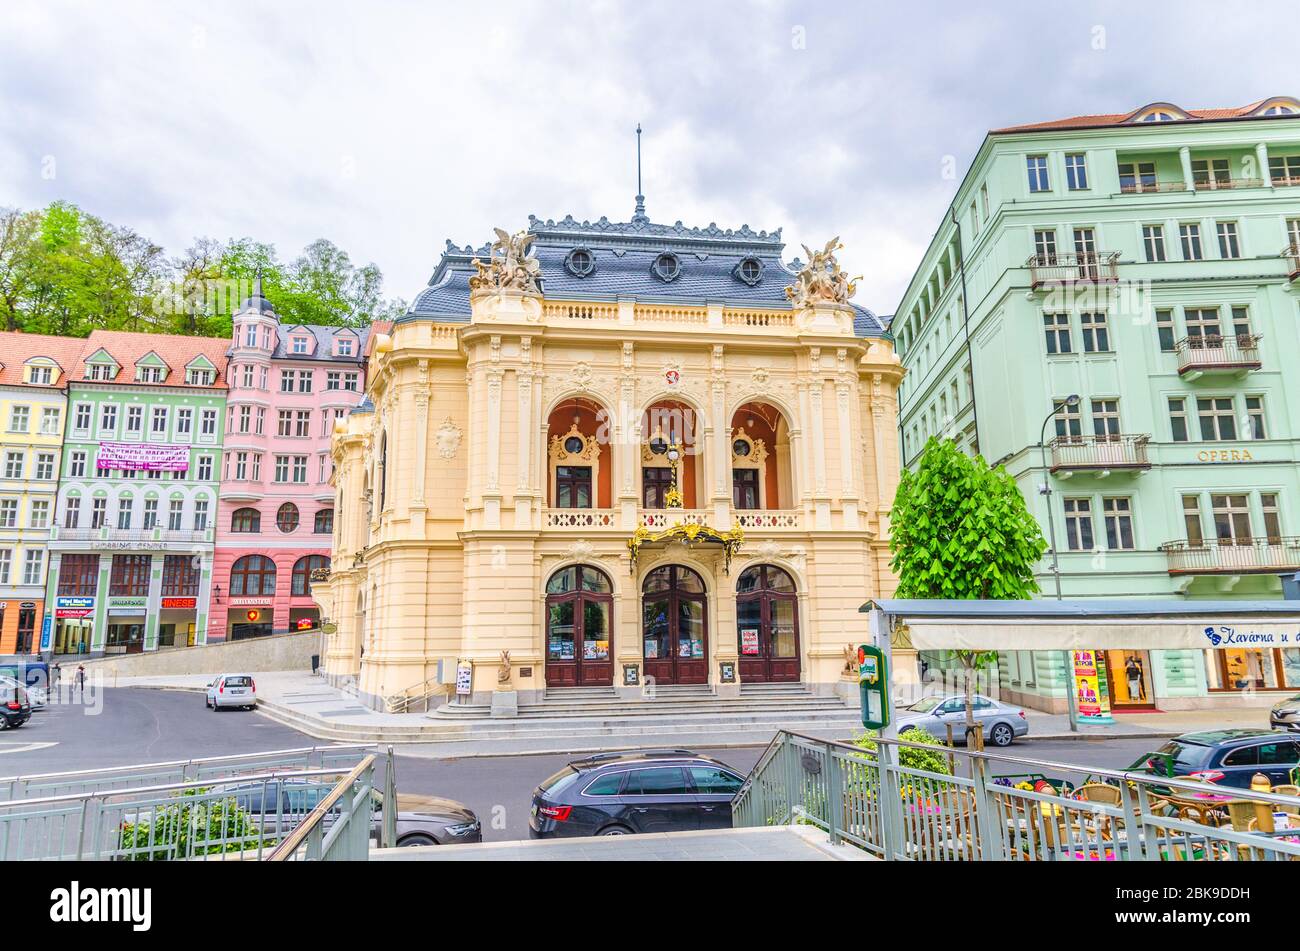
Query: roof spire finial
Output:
[[632, 123, 648, 223], [252, 266, 264, 299]]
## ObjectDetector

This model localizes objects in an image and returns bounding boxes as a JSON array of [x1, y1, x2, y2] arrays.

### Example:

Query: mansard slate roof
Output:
[[257, 324, 371, 364], [405, 210, 887, 338]]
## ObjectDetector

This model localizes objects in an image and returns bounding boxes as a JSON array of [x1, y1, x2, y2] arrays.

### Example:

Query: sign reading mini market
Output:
[[96, 442, 190, 472]]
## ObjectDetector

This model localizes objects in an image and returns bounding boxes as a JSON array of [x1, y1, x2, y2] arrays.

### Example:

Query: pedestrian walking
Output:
[[74, 664, 86, 700]]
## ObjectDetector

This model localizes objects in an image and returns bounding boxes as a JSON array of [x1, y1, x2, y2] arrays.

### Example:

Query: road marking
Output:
[[0, 741, 58, 755]]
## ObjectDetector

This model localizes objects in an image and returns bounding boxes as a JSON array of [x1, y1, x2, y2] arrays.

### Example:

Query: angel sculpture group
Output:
[[470, 227, 543, 295], [785, 237, 859, 307]]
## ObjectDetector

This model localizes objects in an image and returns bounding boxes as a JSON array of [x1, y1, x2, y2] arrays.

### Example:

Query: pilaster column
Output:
[[1257, 142, 1272, 188], [1179, 146, 1195, 192]]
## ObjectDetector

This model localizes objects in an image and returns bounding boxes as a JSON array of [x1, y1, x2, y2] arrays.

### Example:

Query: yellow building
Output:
[[0, 332, 84, 654], [314, 211, 905, 710]]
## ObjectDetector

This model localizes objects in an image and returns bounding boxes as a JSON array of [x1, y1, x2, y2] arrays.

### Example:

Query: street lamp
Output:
[[1039, 394, 1082, 733]]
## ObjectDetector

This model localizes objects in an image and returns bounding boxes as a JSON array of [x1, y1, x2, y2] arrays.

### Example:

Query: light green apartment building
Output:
[[894, 97, 1300, 712]]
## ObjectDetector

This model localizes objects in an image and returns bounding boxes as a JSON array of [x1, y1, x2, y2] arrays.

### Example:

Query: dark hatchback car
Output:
[[1128, 730, 1300, 789], [529, 750, 747, 838], [0, 682, 30, 729]]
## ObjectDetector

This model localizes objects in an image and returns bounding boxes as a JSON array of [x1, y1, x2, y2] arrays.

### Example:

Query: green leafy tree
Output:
[[888, 437, 1047, 735]]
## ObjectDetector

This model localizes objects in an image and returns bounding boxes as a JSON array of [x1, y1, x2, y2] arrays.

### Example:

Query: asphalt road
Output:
[[3, 687, 1169, 841]]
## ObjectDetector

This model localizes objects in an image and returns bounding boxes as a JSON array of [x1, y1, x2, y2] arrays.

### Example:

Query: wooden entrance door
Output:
[[736, 565, 800, 683], [642, 565, 708, 685], [544, 565, 614, 687]]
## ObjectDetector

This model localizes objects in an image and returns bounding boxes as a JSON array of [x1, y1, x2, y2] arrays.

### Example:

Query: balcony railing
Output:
[[639, 510, 710, 530], [1193, 177, 1266, 191], [543, 509, 618, 530], [1048, 434, 1150, 474], [1119, 180, 1187, 194], [1162, 536, 1300, 575], [1026, 251, 1120, 288], [55, 527, 212, 544], [1175, 333, 1262, 376], [1283, 244, 1300, 281]]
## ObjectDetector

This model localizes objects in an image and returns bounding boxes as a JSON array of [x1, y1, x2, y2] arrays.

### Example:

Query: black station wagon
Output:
[[529, 750, 747, 838]]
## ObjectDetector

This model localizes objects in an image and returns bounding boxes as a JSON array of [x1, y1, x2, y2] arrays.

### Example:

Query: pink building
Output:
[[209, 280, 371, 641]]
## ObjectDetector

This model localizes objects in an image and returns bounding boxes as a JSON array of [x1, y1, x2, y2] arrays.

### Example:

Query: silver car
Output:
[[894, 694, 1028, 747], [206, 673, 257, 710], [1270, 694, 1300, 732]]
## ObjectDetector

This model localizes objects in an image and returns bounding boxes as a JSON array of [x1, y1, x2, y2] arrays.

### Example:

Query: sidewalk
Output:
[[110, 670, 1273, 757]]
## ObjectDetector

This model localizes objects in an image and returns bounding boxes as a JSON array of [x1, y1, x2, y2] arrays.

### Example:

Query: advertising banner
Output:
[[96, 442, 190, 472], [1071, 650, 1114, 724]]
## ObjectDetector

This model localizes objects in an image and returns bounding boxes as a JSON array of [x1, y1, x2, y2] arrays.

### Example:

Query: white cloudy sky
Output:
[[1, 0, 1295, 316]]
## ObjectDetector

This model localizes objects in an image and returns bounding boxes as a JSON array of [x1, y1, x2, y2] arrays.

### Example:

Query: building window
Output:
[[69, 452, 86, 478], [1054, 400, 1082, 440], [91, 498, 107, 529], [555, 466, 592, 509], [162, 555, 200, 597], [74, 403, 92, 431], [7, 406, 29, 433], [291, 555, 329, 596], [276, 502, 300, 533], [57, 554, 99, 596], [1230, 305, 1252, 338], [1192, 158, 1231, 187], [1184, 307, 1221, 342], [1064, 153, 1088, 190], [109, 554, 152, 597], [732, 469, 759, 510], [3, 451, 23, 480], [1170, 397, 1190, 441], [39, 407, 60, 434], [1216, 221, 1241, 259], [1197, 397, 1237, 441], [0, 499, 16, 529], [1080, 312, 1111, 352], [34, 452, 55, 481], [1246, 396, 1267, 440], [1262, 494, 1282, 542], [1142, 225, 1166, 262], [337, 338, 354, 356], [197, 455, 213, 481], [1091, 399, 1120, 439], [194, 499, 208, 530], [1212, 494, 1252, 543], [0, 550, 10, 584], [652, 252, 681, 282], [314, 509, 334, 534], [230, 554, 276, 597], [22, 550, 43, 586], [231, 507, 261, 533], [1026, 155, 1050, 192], [167, 499, 183, 531], [1155, 310, 1175, 352], [292, 337, 309, 354], [142, 498, 157, 530], [1288, 219, 1300, 251], [1269, 154, 1300, 185], [100, 404, 118, 432], [176, 408, 192, 436], [1118, 161, 1156, 192], [151, 406, 168, 434], [186, 368, 214, 386], [1182, 495, 1203, 545], [29, 499, 49, 529], [1102, 497, 1135, 550], [325, 372, 341, 391], [116, 495, 133, 530], [201, 409, 217, 436], [1033, 229, 1057, 262], [1179, 223, 1204, 261], [1043, 313, 1071, 354], [1063, 498, 1094, 551], [125, 405, 142, 434], [64, 496, 80, 529]]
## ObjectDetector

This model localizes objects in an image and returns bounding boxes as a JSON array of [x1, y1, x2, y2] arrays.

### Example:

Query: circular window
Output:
[[565, 248, 596, 277], [652, 252, 681, 282], [648, 436, 668, 456], [276, 502, 300, 533], [736, 257, 763, 286], [564, 435, 585, 455], [733, 438, 751, 457]]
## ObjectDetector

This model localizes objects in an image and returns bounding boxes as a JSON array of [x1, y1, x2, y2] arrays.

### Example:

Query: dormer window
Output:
[[292, 337, 309, 355], [652, 251, 681, 283], [336, 338, 354, 357], [565, 247, 596, 278], [734, 257, 764, 286], [24, 362, 54, 386], [1263, 105, 1298, 116], [187, 369, 214, 386], [1140, 111, 1177, 122], [136, 366, 166, 384]]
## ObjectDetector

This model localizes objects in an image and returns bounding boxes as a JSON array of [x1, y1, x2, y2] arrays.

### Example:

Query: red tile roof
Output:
[[0, 331, 92, 389], [991, 99, 1287, 134], [74, 330, 228, 389]]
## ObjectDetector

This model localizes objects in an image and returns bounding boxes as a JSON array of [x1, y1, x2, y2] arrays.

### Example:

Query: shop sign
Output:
[[97, 442, 190, 472], [161, 597, 197, 609], [19, 601, 35, 609], [230, 597, 272, 607], [1195, 447, 1254, 463], [455, 661, 473, 696], [109, 597, 148, 609], [1071, 650, 1114, 724], [740, 628, 760, 656], [56, 596, 95, 609], [56, 609, 93, 619], [91, 541, 166, 551], [40, 616, 51, 652]]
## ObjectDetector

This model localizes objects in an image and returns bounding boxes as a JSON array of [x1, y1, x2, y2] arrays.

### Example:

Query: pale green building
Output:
[[894, 96, 1300, 712]]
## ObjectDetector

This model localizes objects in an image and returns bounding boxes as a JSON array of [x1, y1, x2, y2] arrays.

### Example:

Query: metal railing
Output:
[[54, 527, 212, 544], [733, 731, 1300, 862], [1048, 434, 1150, 472], [1161, 536, 1300, 574], [1026, 251, 1120, 287], [1175, 333, 1262, 374], [1283, 244, 1300, 279], [0, 752, 392, 861], [0, 744, 375, 802], [1119, 180, 1187, 194]]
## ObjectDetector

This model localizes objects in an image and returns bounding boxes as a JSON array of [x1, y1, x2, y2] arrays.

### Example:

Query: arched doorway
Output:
[[642, 565, 708, 685], [736, 565, 800, 683], [545, 565, 614, 687]]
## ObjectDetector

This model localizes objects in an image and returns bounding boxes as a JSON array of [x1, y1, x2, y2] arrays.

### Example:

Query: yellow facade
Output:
[[315, 231, 905, 711]]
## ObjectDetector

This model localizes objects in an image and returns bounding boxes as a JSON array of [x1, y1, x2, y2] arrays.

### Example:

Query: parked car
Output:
[[221, 779, 480, 846], [0, 675, 42, 711], [1128, 730, 1300, 790], [1270, 695, 1300, 732], [0, 681, 31, 729], [529, 749, 747, 839], [206, 674, 257, 710], [893, 694, 1028, 747]]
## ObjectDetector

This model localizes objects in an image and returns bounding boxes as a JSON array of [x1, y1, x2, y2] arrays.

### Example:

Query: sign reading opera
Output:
[[311, 208, 905, 710]]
